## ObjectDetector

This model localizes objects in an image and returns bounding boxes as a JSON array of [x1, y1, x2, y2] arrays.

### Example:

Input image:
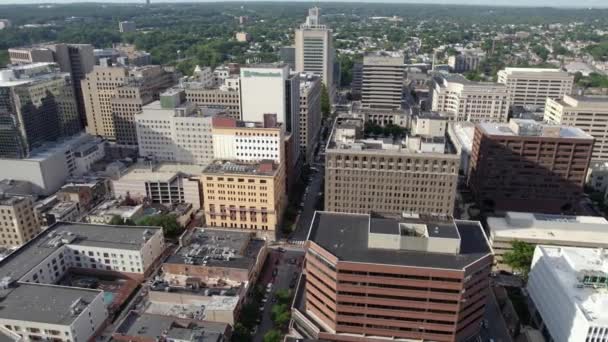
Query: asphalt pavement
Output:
[[479, 289, 513, 342]]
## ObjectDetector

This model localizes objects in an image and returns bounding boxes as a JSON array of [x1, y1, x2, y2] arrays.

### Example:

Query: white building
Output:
[[192, 65, 214, 88], [361, 53, 405, 110], [497, 67, 574, 109], [586, 161, 608, 192], [431, 74, 510, 123], [487, 212, 608, 267], [136, 89, 225, 166], [528, 246, 608, 342], [0, 222, 165, 342], [447, 122, 475, 177]]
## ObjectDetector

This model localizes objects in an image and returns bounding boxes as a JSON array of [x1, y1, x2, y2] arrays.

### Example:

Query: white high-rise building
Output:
[[361, 53, 405, 110], [295, 7, 334, 96], [528, 245, 608, 342], [497, 67, 574, 109]]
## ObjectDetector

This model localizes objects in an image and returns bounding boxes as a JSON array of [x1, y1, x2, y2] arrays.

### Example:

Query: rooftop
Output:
[[166, 228, 265, 271], [533, 246, 608, 325], [114, 311, 228, 342], [116, 163, 203, 183], [0, 195, 28, 206], [307, 212, 492, 270], [203, 160, 279, 177], [560, 94, 608, 108], [478, 119, 592, 140], [501, 67, 566, 74], [434, 73, 506, 89], [488, 212, 608, 247]]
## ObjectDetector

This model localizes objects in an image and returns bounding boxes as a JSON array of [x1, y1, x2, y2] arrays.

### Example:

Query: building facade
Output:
[[325, 116, 459, 216], [0, 195, 40, 248], [182, 81, 241, 120], [545, 95, 608, 161], [468, 119, 593, 213], [497, 67, 574, 108], [292, 211, 493, 342], [299, 74, 322, 163], [361, 54, 405, 110], [447, 50, 485, 73], [119, 21, 136, 33], [431, 74, 510, 123]]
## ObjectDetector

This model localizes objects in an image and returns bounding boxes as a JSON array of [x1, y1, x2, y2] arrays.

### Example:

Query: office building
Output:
[[361, 53, 405, 110], [212, 115, 284, 164], [545, 95, 608, 161], [34, 197, 79, 228], [350, 102, 410, 127], [351, 62, 363, 99], [0, 221, 165, 342], [292, 211, 493, 342], [119, 21, 136, 33], [527, 246, 608, 342], [201, 160, 286, 233], [431, 74, 509, 123], [112, 163, 204, 210], [0, 19, 11, 30], [447, 122, 475, 178], [0, 195, 40, 248], [487, 212, 608, 268], [325, 115, 459, 216], [497, 67, 574, 108], [280, 46, 296, 69], [468, 119, 593, 213], [586, 161, 608, 192], [299, 74, 322, 163], [182, 79, 241, 119], [82, 65, 176, 142], [0, 63, 80, 158], [0, 133, 106, 196], [135, 89, 226, 166], [447, 50, 485, 73], [240, 64, 300, 164], [8, 46, 55, 64], [235, 32, 252, 42], [295, 7, 334, 95]]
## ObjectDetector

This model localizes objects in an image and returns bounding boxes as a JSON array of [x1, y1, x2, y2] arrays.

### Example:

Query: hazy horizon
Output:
[[0, 0, 607, 8]]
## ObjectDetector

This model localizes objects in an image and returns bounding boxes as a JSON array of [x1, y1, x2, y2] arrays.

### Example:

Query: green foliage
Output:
[[274, 289, 292, 305], [364, 121, 406, 137], [577, 72, 608, 88], [584, 41, 608, 62], [552, 42, 570, 56], [263, 330, 282, 342], [270, 303, 291, 328], [0, 50, 8, 67], [137, 214, 183, 238], [231, 323, 252, 342], [531, 44, 550, 61], [338, 54, 358, 87], [464, 70, 484, 81], [321, 84, 331, 118], [502, 241, 535, 277], [108, 215, 136, 226]]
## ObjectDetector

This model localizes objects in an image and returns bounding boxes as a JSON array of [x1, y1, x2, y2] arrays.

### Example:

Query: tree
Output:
[[137, 214, 183, 238], [263, 330, 282, 342], [321, 84, 331, 118], [231, 323, 251, 342], [502, 241, 535, 277], [108, 215, 136, 226]]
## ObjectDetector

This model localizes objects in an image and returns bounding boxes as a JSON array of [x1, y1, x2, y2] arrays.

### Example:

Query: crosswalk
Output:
[[287, 240, 306, 246]]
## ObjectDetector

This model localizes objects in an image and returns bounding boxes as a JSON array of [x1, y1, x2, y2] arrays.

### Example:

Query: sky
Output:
[[0, 0, 607, 7]]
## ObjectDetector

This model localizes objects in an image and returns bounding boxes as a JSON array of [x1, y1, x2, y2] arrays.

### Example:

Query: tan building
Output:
[[0, 195, 41, 248], [8, 46, 55, 65], [545, 95, 608, 161], [201, 160, 286, 232], [299, 74, 322, 163], [235, 32, 252, 42], [431, 74, 510, 123], [182, 82, 241, 119], [325, 115, 460, 216], [82, 65, 176, 142], [497, 67, 574, 108], [111, 83, 154, 145]]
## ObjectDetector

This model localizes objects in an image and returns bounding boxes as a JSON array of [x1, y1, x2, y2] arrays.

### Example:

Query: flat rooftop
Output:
[[0, 195, 27, 206], [308, 212, 491, 270], [436, 73, 506, 88], [534, 246, 608, 325], [488, 212, 608, 246], [203, 160, 279, 177], [478, 119, 592, 140], [166, 228, 265, 270], [115, 312, 228, 342]]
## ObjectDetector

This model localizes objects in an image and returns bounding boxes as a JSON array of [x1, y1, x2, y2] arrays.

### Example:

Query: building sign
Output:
[[241, 70, 282, 78]]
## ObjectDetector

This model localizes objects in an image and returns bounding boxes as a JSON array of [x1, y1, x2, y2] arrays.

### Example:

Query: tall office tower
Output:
[[295, 7, 334, 95], [201, 160, 286, 232], [0, 63, 80, 158], [468, 119, 593, 214], [0, 195, 41, 248], [279, 46, 296, 70], [136, 89, 223, 166], [431, 74, 510, 123], [350, 62, 363, 100], [8, 44, 94, 127], [527, 246, 608, 342], [119, 21, 136, 33], [292, 211, 493, 342], [497, 67, 574, 109], [82, 65, 176, 142], [361, 53, 405, 110], [111, 83, 154, 146], [447, 49, 485, 73], [182, 78, 241, 119], [299, 74, 322, 163], [325, 115, 459, 216], [240, 64, 300, 163], [545, 95, 608, 161]]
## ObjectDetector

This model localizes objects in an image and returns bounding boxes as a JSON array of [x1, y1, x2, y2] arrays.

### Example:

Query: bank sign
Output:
[[241, 70, 282, 78]]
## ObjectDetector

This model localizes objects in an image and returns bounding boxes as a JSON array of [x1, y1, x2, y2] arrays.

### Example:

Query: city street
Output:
[[480, 289, 513, 342]]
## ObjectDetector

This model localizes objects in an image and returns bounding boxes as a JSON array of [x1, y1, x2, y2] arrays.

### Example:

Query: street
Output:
[[480, 289, 513, 342]]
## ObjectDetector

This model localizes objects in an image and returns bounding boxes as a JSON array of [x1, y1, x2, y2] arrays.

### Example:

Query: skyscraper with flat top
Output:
[[295, 7, 334, 97]]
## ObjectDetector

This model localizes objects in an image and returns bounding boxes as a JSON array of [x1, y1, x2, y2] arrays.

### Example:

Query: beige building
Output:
[[0, 195, 41, 248], [299, 74, 322, 163], [545, 95, 608, 161], [235, 32, 252, 42], [431, 74, 510, 123], [201, 160, 286, 232], [325, 115, 460, 216], [361, 53, 405, 110], [497, 67, 574, 108], [8, 46, 55, 64], [82, 65, 176, 142], [182, 81, 241, 119]]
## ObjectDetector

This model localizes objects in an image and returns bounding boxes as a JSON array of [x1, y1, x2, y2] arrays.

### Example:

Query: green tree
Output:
[[231, 323, 251, 342], [137, 214, 183, 238], [108, 215, 136, 226], [263, 330, 282, 342], [503, 241, 535, 277], [321, 84, 331, 118]]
